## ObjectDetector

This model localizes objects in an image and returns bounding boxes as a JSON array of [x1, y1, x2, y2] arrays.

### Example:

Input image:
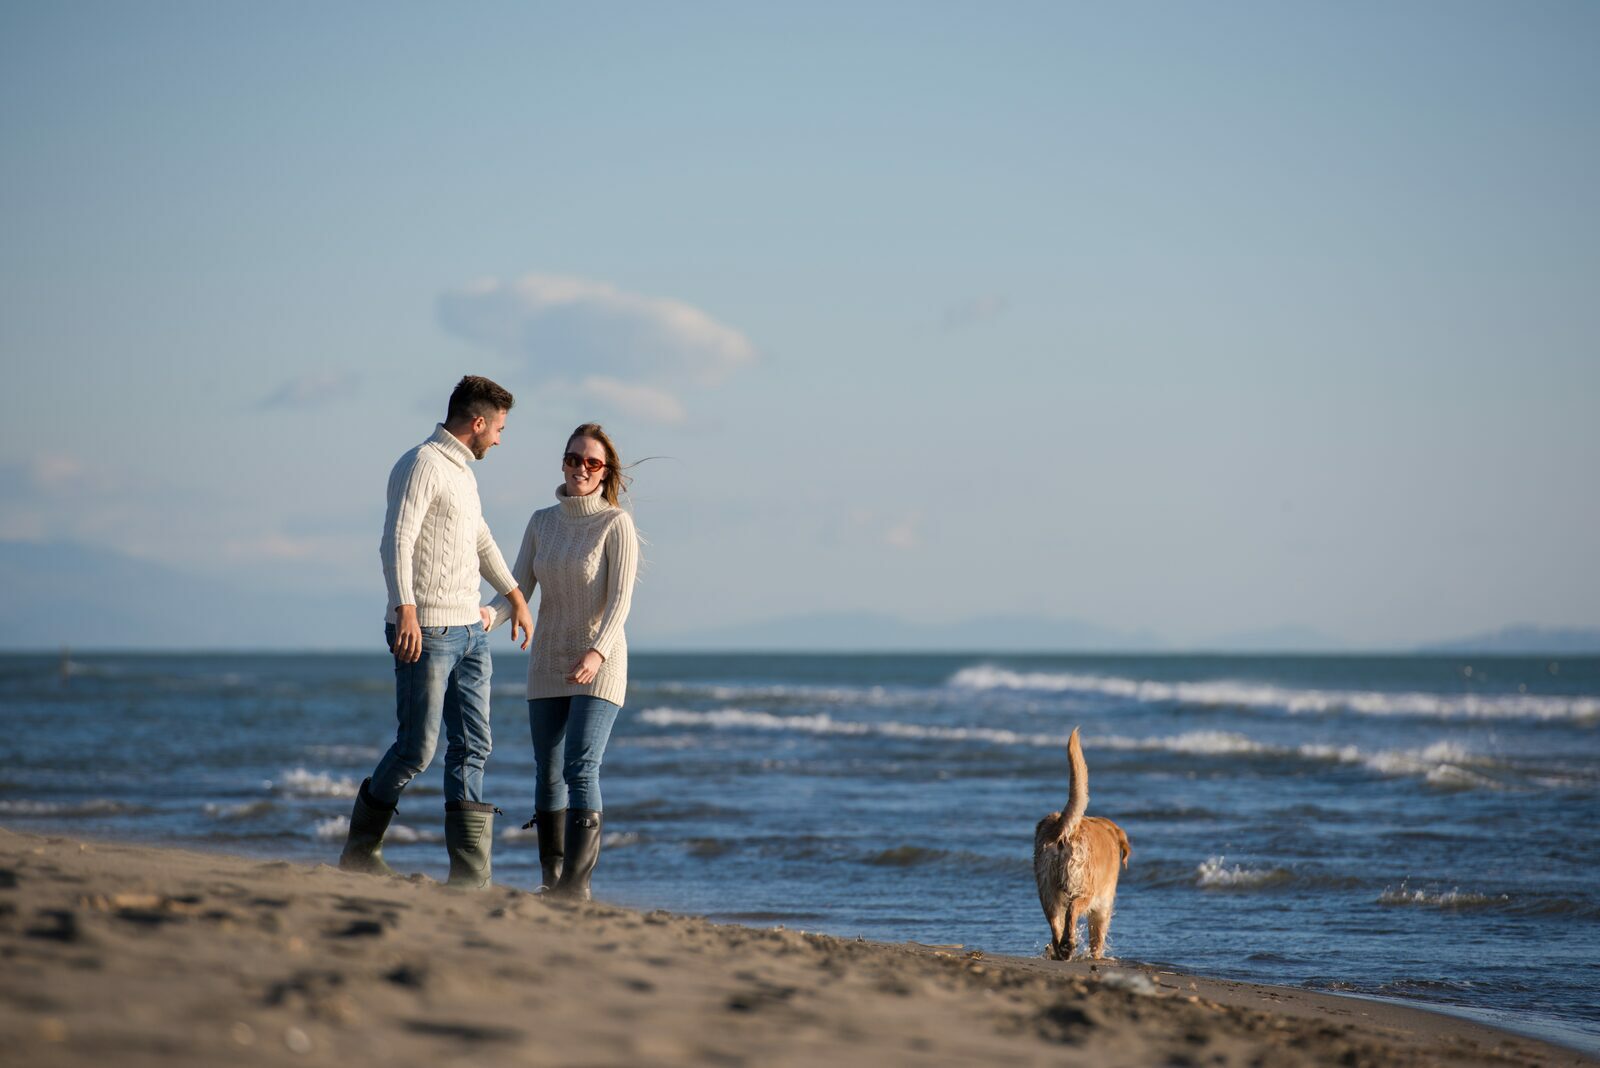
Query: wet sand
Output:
[[0, 827, 1590, 1067]]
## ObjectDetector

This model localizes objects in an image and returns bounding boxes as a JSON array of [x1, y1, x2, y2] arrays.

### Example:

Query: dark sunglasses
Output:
[[563, 453, 607, 472]]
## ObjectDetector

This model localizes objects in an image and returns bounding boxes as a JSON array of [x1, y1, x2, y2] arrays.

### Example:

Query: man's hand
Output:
[[566, 648, 604, 685], [479, 606, 493, 631], [506, 588, 533, 650], [391, 605, 422, 664]]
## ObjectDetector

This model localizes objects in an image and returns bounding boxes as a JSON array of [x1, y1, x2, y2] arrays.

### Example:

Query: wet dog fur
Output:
[[1033, 727, 1131, 960]]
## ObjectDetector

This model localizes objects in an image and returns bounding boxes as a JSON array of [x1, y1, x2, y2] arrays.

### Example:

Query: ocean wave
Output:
[[0, 799, 146, 817], [648, 680, 902, 706], [269, 768, 359, 799], [203, 800, 276, 821], [498, 824, 640, 848], [1195, 856, 1292, 890], [1378, 883, 1511, 910], [865, 845, 949, 867], [311, 816, 438, 843], [304, 745, 381, 763], [947, 665, 1599, 722], [638, 706, 1065, 748], [638, 707, 1516, 790]]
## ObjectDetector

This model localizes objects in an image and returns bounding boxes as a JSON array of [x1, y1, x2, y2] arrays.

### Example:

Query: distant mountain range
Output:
[[1416, 625, 1600, 655], [2, 540, 1597, 654], [0, 540, 373, 650]]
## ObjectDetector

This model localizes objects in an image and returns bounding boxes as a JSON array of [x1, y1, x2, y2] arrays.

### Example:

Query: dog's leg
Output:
[[1064, 901, 1084, 960], [1044, 899, 1067, 960], [1088, 904, 1112, 960]]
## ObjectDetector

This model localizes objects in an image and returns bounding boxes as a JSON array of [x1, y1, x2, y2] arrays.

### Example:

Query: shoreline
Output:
[[2, 828, 1592, 1067]]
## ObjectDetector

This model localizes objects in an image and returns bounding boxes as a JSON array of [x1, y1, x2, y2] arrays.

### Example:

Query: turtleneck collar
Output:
[[556, 484, 612, 517], [428, 424, 474, 468]]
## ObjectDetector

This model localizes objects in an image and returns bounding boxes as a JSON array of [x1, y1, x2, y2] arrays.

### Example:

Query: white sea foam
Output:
[[203, 800, 276, 821], [1196, 856, 1290, 889], [1378, 883, 1510, 909], [312, 816, 435, 843], [501, 824, 641, 847], [639, 707, 1509, 789], [947, 665, 1599, 722], [651, 681, 899, 705], [1095, 730, 1274, 756], [304, 745, 381, 763], [270, 768, 359, 799], [0, 799, 140, 817], [637, 707, 1064, 748]]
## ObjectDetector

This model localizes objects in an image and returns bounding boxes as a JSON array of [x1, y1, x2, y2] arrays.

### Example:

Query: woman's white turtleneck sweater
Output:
[[486, 486, 639, 708]]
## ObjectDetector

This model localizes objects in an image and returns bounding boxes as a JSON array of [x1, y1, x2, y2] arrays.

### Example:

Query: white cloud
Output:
[[221, 532, 355, 562], [437, 274, 757, 424], [578, 377, 688, 426]]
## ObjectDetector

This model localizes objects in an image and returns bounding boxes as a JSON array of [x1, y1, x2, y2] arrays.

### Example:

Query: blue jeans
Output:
[[370, 623, 493, 805], [527, 695, 620, 812]]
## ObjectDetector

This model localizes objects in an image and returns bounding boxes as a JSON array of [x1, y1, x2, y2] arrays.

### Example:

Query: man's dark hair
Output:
[[446, 375, 515, 425]]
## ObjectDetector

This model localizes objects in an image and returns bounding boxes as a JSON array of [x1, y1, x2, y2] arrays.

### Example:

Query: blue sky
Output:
[[2, 1, 1596, 648]]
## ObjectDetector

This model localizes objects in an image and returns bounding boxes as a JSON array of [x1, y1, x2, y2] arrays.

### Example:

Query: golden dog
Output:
[[1033, 727, 1131, 960]]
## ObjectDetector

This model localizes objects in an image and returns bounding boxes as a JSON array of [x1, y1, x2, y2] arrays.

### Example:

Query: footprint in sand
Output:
[[403, 1020, 524, 1043], [25, 909, 84, 943]]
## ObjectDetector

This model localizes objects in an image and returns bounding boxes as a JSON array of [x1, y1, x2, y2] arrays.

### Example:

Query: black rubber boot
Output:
[[339, 778, 397, 877], [522, 809, 566, 892], [551, 809, 602, 902], [444, 800, 499, 890]]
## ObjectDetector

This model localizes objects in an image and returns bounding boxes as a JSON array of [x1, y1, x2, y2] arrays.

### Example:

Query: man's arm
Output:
[[380, 454, 439, 664], [478, 516, 532, 647]]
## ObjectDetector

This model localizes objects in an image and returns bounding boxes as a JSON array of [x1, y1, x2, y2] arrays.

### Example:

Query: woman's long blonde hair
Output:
[[567, 423, 629, 506]]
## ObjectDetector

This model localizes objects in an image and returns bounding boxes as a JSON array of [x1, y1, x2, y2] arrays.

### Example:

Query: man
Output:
[[339, 375, 534, 889]]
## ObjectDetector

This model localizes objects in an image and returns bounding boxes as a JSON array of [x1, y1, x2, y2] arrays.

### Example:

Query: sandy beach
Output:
[[1, 828, 1590, 1067]]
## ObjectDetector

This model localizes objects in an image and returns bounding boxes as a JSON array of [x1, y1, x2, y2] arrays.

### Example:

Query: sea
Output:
[[2, 651, 1596, 1053]]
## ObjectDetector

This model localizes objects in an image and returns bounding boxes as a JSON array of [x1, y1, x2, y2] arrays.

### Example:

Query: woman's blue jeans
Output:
[[527, 695, 620, 813]]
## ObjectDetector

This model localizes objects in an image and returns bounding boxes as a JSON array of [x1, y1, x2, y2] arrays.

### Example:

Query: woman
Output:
[[484, 423, 640, 900]]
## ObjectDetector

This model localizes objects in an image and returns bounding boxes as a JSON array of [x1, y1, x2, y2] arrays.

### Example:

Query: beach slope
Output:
[[0, 828, 1588, 1067]]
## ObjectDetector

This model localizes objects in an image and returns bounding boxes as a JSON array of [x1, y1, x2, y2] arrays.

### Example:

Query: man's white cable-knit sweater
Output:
[[380, 424, 518, 626], [486, 486, 639, 708]]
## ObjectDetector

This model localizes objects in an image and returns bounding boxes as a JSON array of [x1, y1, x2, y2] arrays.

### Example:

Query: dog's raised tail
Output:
[[1061, 726, 1090, 838]]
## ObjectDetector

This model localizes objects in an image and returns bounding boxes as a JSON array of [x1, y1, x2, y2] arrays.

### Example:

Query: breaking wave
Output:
[[203, 800, 276, 821], [637, 708, 1514, 789], [0, 799, 147, 817], [270, 769, 360, 799], [638, 706, 1063, 747], [1378, 884, 1511, 910], [1195, 856, 1293, 889], [312, 816, 438, 844], [948, 665, 1599, 722], [303, 745, 381, 763]]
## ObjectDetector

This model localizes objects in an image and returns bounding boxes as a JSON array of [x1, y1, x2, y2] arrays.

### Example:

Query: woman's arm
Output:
[[589, 512, 640, 660]]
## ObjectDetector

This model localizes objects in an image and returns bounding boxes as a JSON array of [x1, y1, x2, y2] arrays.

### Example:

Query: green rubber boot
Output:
[[550, 809, 602, 902], [338, 779, 398, 877], [524, 809, 566, 892], [444, 800, 499, 890]]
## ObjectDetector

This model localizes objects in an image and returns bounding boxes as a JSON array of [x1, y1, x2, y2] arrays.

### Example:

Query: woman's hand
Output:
[[565, 648, 605, 685], [479, 606, 493, 631]]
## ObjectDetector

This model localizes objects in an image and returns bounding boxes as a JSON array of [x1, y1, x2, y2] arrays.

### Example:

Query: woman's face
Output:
[[562, 435, 608, 497]]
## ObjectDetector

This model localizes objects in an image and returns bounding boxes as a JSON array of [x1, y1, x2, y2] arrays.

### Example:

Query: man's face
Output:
[[469, 410, 508, 459]]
